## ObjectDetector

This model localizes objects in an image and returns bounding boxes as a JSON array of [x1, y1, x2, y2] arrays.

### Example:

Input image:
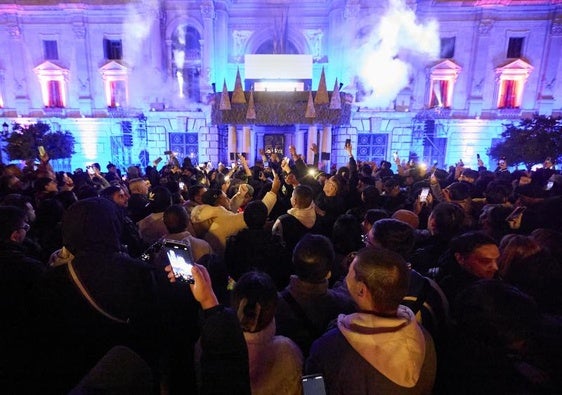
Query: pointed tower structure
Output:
[[219, 80, 231, 110], [246, 89, 256, 120], [232, 68, 246, 104], [314, 67, 329, 104], [329, 78, 342, 109], [305, 90, 317, 118]]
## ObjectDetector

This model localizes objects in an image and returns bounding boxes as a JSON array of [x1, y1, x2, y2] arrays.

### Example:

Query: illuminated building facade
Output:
[[0, 0, 561, 171]]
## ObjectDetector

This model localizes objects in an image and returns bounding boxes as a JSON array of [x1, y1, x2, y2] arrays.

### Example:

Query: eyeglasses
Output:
[[19, 223, 30, 232]]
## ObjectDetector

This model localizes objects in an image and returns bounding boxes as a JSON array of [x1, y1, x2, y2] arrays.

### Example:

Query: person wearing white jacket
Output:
[[190, 174, 280, 255]]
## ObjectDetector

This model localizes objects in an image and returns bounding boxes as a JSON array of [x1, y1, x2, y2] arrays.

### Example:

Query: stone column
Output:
[[320, 125, 332, 172], [306, 125, 318, 164], [200, 0, 216, 93], [7, 22, 30, 113], [537, 16, 562, 114], [242, 125, 252, 164], [72, 22, 93, 114], [294, 126, 305, 160], [228, 125, 237, 162], [468, 18, 494, 116]]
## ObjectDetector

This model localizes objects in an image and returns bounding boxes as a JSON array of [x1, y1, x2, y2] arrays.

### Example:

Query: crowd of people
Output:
[[1, 143, 561, 394]]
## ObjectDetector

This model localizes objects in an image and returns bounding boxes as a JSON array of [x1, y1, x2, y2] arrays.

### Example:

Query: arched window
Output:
[[172, 25, 201, 102], [255, 39, 299, 55]]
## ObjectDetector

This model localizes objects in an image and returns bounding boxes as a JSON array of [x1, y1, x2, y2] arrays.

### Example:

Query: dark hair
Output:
[[0, 206, 26, 240], [363, 209, 390, 227], [292, 184, 314, 208], [361, 185, 380, 207], [231, 271, 278, 333], [503, 250, 562, 314], [446, 182, 470, 201], [188, 184, 206, 200], [163, 204, 189, 234], [292, 234, 334, 283], [353, 247, 410, 312], [331, 214, 363, 254], [450, 231, 497, 256], [1, 193, 32, 211], [484, 181, 511, 204], [100, 185, 123, 201], [201, 189, 222, 206], [148, 186, 172, 213], [243, 200, 268, 229], [371, 218, 415, 259], [429, 202, 465, 237], [35, 177, 54, 192]]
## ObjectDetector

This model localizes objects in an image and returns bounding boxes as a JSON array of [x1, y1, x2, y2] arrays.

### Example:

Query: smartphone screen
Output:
[[302, 375, 326, 395], [38, 145, 46, 157], [164, 241, 195, 283], [419, 187, 430, 202], [506, 206, 526, 221]]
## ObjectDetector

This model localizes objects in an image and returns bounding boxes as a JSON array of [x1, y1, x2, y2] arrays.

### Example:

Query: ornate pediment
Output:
[[33, 61, 68, 77], [99, 60, 129, 75], [429, 59, 462, 78], [495, 58, 533, 78]]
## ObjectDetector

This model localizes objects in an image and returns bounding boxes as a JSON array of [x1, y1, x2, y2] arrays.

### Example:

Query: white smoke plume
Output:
[[343, 0, 440, 108]]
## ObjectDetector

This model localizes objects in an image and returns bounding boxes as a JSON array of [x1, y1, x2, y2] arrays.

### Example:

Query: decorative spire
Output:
[[314, 67, 329, 104], [232, 68, 246, 104], [305, 90, 316, 118], [246, 89, 256, 120], [329, 78, 342, 109], [219, 79, 231, 110]]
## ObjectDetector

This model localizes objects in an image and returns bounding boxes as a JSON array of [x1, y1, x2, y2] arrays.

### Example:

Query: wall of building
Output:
[[0, 0, 561, 172]]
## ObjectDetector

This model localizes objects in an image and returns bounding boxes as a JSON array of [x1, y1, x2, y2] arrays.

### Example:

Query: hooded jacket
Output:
[[306, 306, 436, 395], [38, 198, 159, 394]]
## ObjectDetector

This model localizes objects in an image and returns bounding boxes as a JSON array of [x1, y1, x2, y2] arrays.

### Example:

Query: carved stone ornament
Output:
[[73, 24, 86, 39], [479, 19, 494, 35], [9, 25, 21, 39], [552, 20, 562, 35], [200, 0, 215, 19], [344, 0, 361, 19]]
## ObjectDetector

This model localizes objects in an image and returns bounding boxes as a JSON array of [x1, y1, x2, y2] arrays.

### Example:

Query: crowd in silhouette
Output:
[[1, 145, 561, 394]]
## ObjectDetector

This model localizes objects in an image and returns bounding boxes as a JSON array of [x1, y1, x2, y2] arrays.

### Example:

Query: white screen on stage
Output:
[[244, 55, 313, 79]]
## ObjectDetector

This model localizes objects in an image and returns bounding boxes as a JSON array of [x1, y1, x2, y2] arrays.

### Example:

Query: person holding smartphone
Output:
[[165, 263, 252, 394]]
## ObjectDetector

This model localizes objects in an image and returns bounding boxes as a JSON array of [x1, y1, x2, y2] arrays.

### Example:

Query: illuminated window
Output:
[[427, 60, 462, 109], [43, 40, 59, 60], [33, 61, 68, 108], [171, 25, 201, 101], [47, 80, 63, 107], [429, 80, 449, 108], [495, 59, 533, 109], [99, 61, 129, 108]]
